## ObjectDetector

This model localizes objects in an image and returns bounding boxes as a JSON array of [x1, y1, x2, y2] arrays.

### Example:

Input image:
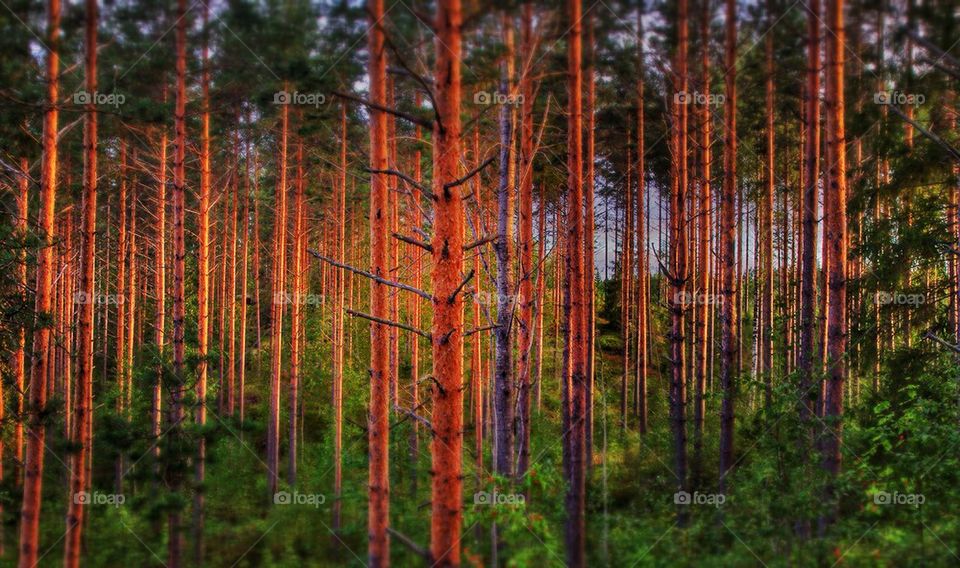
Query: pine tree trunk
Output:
[[367, 0, 391, 562], [64, 3, 96, 563], [635, 4, 648, 435], [563, 0, 587, 563], [821, 0, 848, 524], [429, 1, 464, 564], [693, 0, 710, 470], [718, 0, 738, 495]]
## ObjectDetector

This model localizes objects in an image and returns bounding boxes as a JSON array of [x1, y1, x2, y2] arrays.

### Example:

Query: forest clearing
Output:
[[2, 0, 960, 566]]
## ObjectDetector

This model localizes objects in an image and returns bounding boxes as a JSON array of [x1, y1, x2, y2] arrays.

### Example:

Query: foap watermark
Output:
[[473, 490, 525, 506], [874, 490, 924, 508], [674, 90, 725, 106], [73, 90, 126, 108], [474, 291, 519, 307], [674, 490, 725, 508], [874, 90, 925, 106], [273, 90, 327, 108], [74, 292, 125, 305], [673, 290, 722, 307], [874, 291, 925, 306], [473, 91, 523, 106], [273, 291, 324, 306], [74, 491, 125, 507], [273, 490, 326, 507]]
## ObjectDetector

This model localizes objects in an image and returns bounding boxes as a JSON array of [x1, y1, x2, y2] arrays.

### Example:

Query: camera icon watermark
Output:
[[673, 291, 722, 307], [74, 291, 124, 305], [74, 491, 125, 507], [473, 91, 524, 106], [874, 490, 924, 508], [273, 490, 326, 507], [674, 90, 725, 106], [273, 291, 324, 306], [273, 90, 327, 108], [874, 90, 925, 106], [674, 490, 725, 508], [473, 490, 525, 506], [73, 90, 125, 108], [874, 291, 925, 306]]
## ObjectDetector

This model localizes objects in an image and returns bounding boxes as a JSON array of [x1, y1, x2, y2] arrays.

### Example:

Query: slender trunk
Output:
[[563, 0, 587, 563], [168, 0, 188, 562], [493, 15, 516, 478], [333, 103, 347, 529], [718, 0, 738, 494], [583, 9, 596, 467], [761, 0, 775, 406], [14, 158, 28, 486], [288, 136, 305, 487], [367, 1, 391, 562], [693, 0, 711, 471], [820, 0, 847, 526], [799, 0, 820, 422], [429, 1, 464, 565], [267, 95, 289, 497], [516, 2, 535, 479], [636, 4, 648, 435], [64, 2, 96, 563]]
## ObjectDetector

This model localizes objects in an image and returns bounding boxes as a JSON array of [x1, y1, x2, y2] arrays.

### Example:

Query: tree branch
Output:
[[463, 234, 497, 251], [307, 249, 432, 301], [366, 166, 434, 199], [387, 527, 431, 560], [346, 309, 432, 340], [448, 269, 475, 304], [332, 90, 432, 129], [444, 155, 496, 190], [464, 324, 499, 337], [392, 232, 432, 253]]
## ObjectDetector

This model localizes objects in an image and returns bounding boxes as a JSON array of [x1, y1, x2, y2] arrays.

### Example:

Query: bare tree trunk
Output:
[[367, 0, 391, 562], [168, 0, 188, 562], [267, 94, 289, 498], [820, 0, 847, 528], [798, 0, 820, 422], [516, 1, 535, 479], [493, 14, 516, 478], [584, 8, 597, 467], [563, 0, 587, 563], [333, 102, 347, 530], [64, 2, 97, 563], [760, 0, 775, 407], [635, 4, 648, 435], [288, 136, 305, 487], [429, 1, 464, 564], [718, 0, 738, 495]]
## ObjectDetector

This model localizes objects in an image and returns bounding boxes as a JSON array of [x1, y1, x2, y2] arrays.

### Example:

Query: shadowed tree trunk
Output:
[[718, 0, 738, 495]]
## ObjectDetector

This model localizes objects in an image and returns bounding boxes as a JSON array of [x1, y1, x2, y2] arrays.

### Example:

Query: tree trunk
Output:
[[64, 2, 96, 564], [693, 0, 710, 471], [516, 1, 535, 479], [429, 1, 464, 564], [367, 0, 391, 563], [799, 0, 820, 422], [821, 0, 847, 525], [288, 136, 305, 487], [563, 0, 587, 564], [635, 4, 648, 435], [493, 14, 516, 478], [718, 0, 738, 495]]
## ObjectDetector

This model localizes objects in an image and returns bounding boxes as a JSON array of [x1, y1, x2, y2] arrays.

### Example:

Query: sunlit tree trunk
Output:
[[333, 102, 347, 530], [635, 4, 648, 435], [267, 94, 289, 498], [367, 0, 391, 562], [14, 158, 28, 486], [64, 2, 97, 563], [429, 1, 464, 564], [288, 136, 305, 487], [760, 0, 774, 407], [583, 9, 597, 466], [821, 0, 847, 525], [693, 0, 710, 468], [562, 0, 587, 563]]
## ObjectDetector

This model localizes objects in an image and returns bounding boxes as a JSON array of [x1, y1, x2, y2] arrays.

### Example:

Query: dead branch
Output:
[[392, 232, 433, 253], [346, 309, 432, 340], [308, 249, 432, 301], [444, 155, 496, 190]]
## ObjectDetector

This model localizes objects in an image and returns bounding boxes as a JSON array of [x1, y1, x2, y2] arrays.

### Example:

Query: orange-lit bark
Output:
[[429, 0, 464, 564]]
